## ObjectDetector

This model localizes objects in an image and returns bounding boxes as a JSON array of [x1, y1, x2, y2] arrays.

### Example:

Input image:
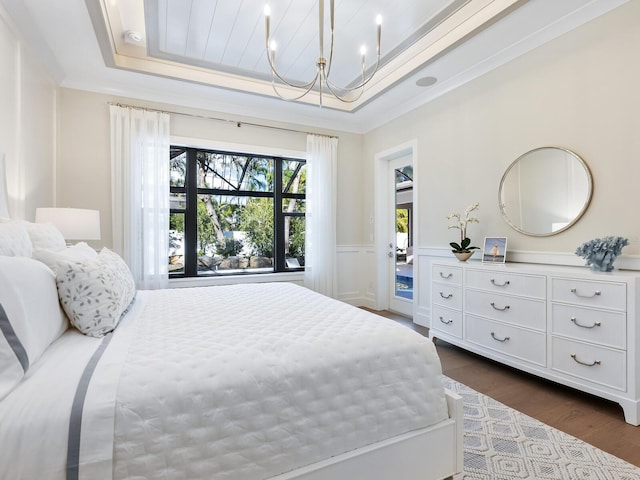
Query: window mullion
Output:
[[184, 148, 199, 277], [274, 158, 285, 272]]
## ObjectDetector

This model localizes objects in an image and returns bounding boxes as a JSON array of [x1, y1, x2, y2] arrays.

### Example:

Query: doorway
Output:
[[374, 141, 417, 317]]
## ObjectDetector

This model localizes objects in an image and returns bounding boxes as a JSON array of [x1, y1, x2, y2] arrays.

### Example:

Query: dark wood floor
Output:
[[367, 309, 640, 468]]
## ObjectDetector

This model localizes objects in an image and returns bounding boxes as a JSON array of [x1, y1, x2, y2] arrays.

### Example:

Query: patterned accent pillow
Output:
[[33, 241, 98, 274], [55, 247, 136, 337]]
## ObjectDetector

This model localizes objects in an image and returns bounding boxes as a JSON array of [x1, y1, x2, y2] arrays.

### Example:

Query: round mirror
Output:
[[499, 147, 592, 236]]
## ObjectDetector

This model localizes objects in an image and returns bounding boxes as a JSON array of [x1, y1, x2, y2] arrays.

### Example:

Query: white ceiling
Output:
[[1, 0, 628, 133]]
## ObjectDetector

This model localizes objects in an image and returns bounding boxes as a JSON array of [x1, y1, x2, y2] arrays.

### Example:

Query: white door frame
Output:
[[374, 140, 418, 314]]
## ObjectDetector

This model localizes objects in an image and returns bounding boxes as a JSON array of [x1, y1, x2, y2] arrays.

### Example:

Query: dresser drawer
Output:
[[432, 264, 463, 286], [551, 278, 626, 311], [431, 305, 463, 338], [551, 336, 626, 391], [465, 269, 545, 299], [465, 289, 546, 330], [432, 283, 462, 310], [466, 314, 546, 366], [551, 303, 626, 349]]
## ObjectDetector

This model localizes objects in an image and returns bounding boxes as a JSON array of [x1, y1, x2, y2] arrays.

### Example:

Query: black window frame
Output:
[[170, 145, 305, 278]]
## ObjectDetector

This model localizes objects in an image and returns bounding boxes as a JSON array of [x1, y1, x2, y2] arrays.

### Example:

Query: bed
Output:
[[0, 220, 463, 480]]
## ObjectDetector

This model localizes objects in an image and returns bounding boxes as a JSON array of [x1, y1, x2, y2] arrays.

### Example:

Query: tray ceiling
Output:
[[94, 0, 526, 111], [2, 0, 629, 132]]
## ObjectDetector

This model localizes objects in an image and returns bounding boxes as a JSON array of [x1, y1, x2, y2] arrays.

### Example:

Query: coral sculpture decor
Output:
[[575, 236, 629, 272]]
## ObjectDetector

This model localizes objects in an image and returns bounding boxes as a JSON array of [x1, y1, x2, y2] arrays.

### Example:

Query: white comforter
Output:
[[0, 283, 448, 480]]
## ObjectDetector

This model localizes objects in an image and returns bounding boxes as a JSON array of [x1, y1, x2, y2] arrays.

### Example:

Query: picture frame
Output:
[[482, 237, 507, 264]]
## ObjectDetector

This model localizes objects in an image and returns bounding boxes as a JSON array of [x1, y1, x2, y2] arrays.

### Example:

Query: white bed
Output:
[[0, 222, 462, 480]]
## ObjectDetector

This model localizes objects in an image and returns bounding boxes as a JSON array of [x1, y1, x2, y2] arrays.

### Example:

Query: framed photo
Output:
[[482, 237, 507, 264]]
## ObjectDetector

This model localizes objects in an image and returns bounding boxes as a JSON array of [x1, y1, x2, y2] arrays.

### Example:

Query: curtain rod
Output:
[[108, 102, 338, 139]]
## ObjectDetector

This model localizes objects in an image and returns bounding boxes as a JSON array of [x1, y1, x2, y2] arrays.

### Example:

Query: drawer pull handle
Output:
[[491, 279, 510, 287], [491, 332, 510, 342], [570, 354, 601, 367], [570, 317, 601, 329], [439, 272, 453, 279], [439, 316, 453, 325], [490, 302, 510, 311], [570, 288, 601, 298], [439, 292, 453, 299]]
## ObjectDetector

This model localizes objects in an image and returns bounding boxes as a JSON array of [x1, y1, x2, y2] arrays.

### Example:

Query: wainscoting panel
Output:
[[362, 246, 378, 309], [337, 245, 376, 308], [414, 253, 431, 328]]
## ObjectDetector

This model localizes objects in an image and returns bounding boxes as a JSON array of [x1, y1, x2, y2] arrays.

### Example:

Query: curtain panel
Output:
[[304, 134, 338, 298], [0, 153, 9, 218], [110, 105, 170, 290]]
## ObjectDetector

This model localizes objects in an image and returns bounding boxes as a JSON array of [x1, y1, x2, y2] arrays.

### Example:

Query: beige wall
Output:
[[56, 89, 365, 249], [363, 1, 640, 257], [0, 5, 56, 220]]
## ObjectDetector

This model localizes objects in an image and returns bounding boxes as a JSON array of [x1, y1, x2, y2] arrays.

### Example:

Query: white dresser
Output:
[[430, 260, 640, 425]]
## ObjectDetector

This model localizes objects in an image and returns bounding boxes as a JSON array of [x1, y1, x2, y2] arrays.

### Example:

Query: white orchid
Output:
[[447, 202, 480, 252]]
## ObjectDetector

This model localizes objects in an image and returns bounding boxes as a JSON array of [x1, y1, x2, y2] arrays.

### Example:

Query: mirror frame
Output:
[[498, 146, 593, 237]]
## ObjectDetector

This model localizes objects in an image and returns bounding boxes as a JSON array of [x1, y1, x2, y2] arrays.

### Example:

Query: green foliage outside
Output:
[[288, 218, 305, 259], [169, 212, 183, 232], [238, 198, 274, 257], [216, 238, 243, 257], [170, 152, 307, 263], [169, 200, 231, 256], [195, 201, 217, 256], [396, 208, 409, 233]]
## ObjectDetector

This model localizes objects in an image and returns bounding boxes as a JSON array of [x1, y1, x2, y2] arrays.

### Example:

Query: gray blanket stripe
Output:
[[66, 333, 114, 480], [0, 303, 29, 373]]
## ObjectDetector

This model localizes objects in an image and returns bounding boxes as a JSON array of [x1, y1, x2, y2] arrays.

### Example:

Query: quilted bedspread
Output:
[[112, 283, 448, 479], [0, 282, 448, 480]]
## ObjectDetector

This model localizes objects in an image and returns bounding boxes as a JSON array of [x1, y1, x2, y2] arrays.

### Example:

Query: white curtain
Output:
[[0, 153, 9, 218], [304, 134, 338, 298], [110, 105, 170, 290]]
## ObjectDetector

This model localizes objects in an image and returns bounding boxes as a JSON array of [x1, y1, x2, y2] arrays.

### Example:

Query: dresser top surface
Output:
[[432, 259, 640, 280]]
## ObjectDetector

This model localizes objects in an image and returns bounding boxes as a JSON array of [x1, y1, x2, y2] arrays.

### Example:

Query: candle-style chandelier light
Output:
[[264, 0, 382, 107]]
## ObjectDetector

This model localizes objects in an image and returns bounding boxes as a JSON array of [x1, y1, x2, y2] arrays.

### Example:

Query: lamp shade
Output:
[[0, 153, 9, 218], [35, 208, 101, 240]]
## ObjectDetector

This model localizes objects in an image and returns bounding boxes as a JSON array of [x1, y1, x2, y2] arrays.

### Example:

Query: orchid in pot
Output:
[[447, 202, 480, 261]]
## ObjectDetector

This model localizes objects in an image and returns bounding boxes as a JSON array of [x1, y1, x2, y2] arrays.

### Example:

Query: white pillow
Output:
[[0, 256, 68, 400], [0, 221, 33, 257], [23, 221, 66, 252], [55, 247, 136, 337], [33, 242, 98, 274]]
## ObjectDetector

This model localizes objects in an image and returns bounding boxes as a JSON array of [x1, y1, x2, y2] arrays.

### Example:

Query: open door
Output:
[[374, 140, 417, 318], [388, 157, 413, 315]]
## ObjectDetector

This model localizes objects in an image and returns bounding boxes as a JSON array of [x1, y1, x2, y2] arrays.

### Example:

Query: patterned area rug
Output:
[[442, 376, 640, 480]]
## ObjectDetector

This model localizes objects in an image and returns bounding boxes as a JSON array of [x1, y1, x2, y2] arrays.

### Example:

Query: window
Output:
[[169, 146, 306, 277]]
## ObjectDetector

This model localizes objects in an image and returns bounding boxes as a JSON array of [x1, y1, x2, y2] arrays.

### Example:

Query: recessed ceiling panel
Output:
[[145, 0, 463, 87], [79, 0, 626, 114]]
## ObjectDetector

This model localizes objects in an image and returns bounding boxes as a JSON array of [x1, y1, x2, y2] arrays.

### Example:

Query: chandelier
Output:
[[264, 0, 382, 107]]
